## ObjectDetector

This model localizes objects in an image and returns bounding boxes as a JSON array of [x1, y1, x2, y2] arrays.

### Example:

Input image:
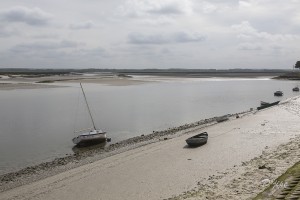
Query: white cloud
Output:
[[238, 43, 262, 51], [118, 0, 193, 18], [10, 40, 81, 53], [0, 26, 18, 37], [0, 0, 299, 69], [0, 6, 52, 26], [69, 21, 95, 30], [128, 32, 205, 44], [232, 21, 300, 41]]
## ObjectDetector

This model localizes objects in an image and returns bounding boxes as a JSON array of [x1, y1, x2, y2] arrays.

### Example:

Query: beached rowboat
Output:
[[274, 91, 283, 96], [186, 132, 208, 147], [257, 101, 280, 110], [260, 101, 269, 106], [293, 87, 299, 92]]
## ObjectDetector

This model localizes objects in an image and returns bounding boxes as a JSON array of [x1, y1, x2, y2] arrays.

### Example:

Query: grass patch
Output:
[[253, 161, 300, 200]]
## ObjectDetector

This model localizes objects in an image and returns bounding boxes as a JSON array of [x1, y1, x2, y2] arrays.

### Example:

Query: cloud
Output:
[[238, 43, 262, 51], [69, 21, 95, 30], [128, 32, 205, 44], [10, 40, 80, 53], [147, 3, 185, 15], [0, 6, 52, 26], [231, 21, 299, 41], [0, 26, 18, 37], [72, 47, 107, 57], [32, 34, 59, 39], [118, 0, 193, 18]]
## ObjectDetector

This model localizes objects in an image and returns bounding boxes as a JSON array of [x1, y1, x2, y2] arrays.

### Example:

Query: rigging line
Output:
[[80, 83, 97, 130]]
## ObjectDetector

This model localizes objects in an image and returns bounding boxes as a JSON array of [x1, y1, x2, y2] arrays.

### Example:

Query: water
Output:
[[0, 77, 299, 174]]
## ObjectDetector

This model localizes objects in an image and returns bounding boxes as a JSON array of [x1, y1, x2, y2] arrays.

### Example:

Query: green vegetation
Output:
[[295, 61, 300, 69], [273, 72, 300, 80], [254, 161, 300, 200]]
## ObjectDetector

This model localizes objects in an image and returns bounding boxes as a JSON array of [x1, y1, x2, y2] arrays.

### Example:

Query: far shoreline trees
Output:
[[295, 61, 300, 69]]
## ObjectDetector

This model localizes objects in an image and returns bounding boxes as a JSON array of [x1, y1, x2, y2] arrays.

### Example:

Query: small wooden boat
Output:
[[293, 87, 299, 92], [186, 132, 208, 147], [216, 116, 229, 123], [274, 91, 283, 96], [260, 101, 269, 106], [257, 101, 280, 110]]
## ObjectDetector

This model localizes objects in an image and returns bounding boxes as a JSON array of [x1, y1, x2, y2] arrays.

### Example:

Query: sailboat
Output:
[[72, 83, 107, 145]]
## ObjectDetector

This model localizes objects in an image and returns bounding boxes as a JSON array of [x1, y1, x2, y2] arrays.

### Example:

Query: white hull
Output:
[[72, 130, 107, 145]]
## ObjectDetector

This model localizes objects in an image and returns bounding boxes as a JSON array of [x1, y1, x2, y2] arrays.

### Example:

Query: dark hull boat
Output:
[[293, 87, 299, 92], [257, 101, 280, 110], [274, 91, 283, 96], [186, 132, 208, 147], [216, 116, 228, 123], [260, 101, 269, 106]]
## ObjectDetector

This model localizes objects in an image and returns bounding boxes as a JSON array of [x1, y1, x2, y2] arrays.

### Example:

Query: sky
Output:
[[0, 0, 300, 69]]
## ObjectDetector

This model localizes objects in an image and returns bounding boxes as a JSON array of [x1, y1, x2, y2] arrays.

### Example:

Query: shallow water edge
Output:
[[0, 110, 249, 192]]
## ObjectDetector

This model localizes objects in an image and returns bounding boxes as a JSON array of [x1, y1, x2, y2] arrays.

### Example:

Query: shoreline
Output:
[[0, 96, 300, 200], [1, 79, 300, 199], [0, 73, 279, 90], [1, 96, 300, 199], [0, 111, 248, 192]]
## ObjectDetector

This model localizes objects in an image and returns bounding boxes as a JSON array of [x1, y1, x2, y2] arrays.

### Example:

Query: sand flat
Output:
[[0, 75, 149, 88], [1, 97, 300, 200]]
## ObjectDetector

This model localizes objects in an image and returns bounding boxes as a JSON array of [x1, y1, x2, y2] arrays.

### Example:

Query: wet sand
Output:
[[0, 73, 275, 90], [1, 96, 300, 199], [0, 74, 148, 89]]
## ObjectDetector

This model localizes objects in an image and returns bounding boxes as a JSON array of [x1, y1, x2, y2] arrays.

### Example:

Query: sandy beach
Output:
[[1, 94, 300, 199]]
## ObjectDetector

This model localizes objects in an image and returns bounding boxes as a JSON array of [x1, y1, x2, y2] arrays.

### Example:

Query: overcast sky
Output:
[[0, 0, 299, 69]]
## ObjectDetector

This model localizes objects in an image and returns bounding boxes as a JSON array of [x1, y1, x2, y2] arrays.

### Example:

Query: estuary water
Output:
[[0, 77, 299, 174]]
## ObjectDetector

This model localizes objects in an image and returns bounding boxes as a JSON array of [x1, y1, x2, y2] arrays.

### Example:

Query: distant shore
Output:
[[0, 70, 285, 90]]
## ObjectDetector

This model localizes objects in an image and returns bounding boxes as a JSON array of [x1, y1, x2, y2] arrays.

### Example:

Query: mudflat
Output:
[[0, 74, 147, 90]]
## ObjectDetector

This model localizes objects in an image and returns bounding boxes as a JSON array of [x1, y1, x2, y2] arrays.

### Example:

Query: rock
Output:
[[261, 179, 270, 185], [259, 164, 267, 169]]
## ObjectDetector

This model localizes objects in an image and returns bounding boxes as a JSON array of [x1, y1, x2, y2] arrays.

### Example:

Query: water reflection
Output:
[[0, 78, 299, 174]]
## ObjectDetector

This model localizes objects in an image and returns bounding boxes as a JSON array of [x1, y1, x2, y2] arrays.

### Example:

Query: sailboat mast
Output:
[[80, 83, 96, 130]]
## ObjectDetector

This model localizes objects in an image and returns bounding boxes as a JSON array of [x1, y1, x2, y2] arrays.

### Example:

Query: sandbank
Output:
[[0, 74, 148, 89]]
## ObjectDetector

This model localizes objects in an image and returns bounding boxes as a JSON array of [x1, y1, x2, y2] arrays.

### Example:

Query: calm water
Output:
[[0, 77, 299, 174]]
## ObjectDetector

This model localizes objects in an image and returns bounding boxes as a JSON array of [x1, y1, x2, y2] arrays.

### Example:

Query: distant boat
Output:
[[274, 91, 283, 96], [260, 101, 269, 106], [216, 116, 229, 123], [72, 83, 107, 146], [257, 101, 280, 110], [293, 87, 299, 92], [186, 132, 208, 147]]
